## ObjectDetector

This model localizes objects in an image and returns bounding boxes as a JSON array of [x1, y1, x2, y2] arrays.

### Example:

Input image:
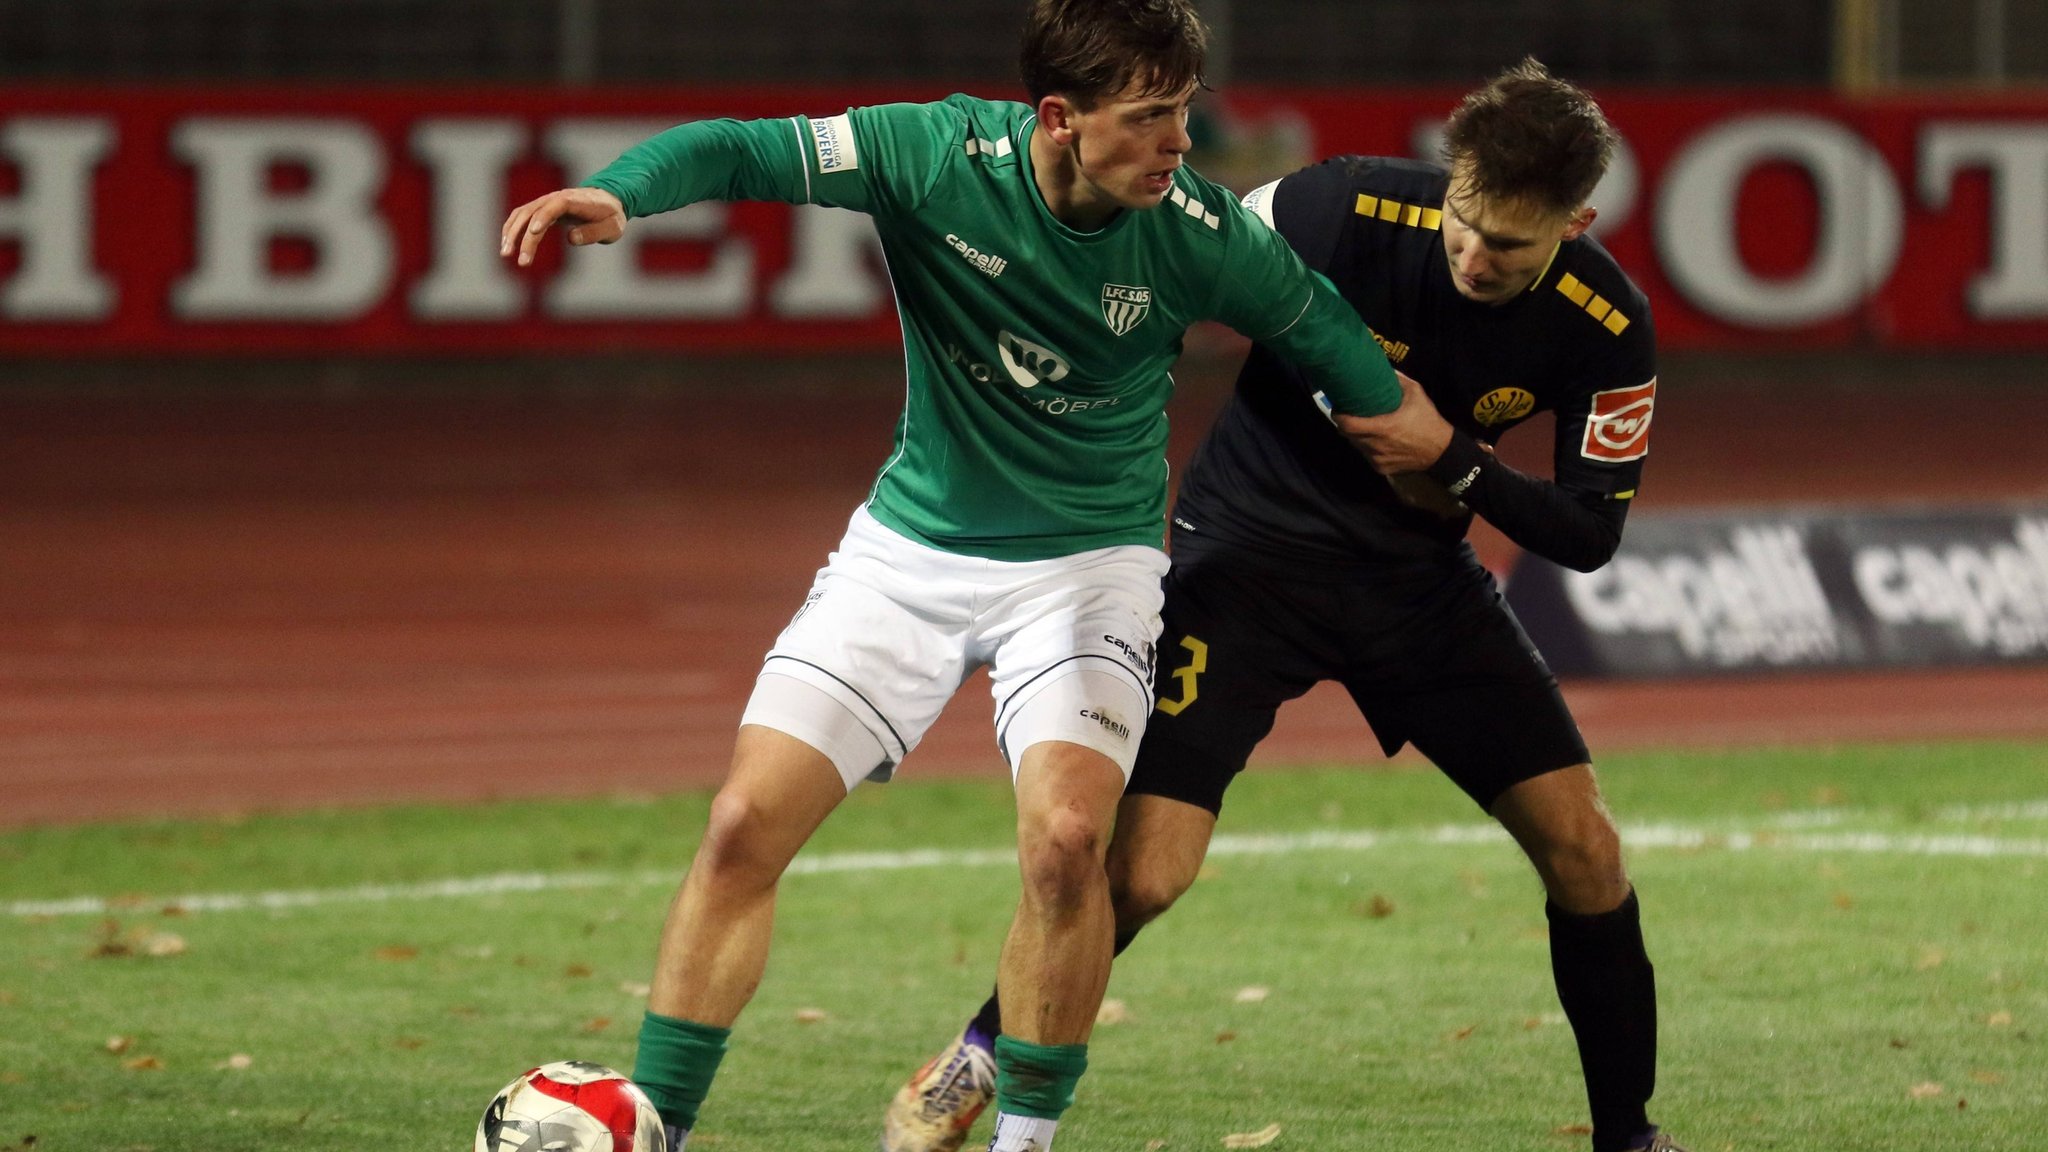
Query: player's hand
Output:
[[1333, 371, 1454, 475], [500, 187, 628, 267]]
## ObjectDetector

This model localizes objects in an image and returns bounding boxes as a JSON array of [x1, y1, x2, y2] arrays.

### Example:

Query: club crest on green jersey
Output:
[[1100, 284, 1152, 336]]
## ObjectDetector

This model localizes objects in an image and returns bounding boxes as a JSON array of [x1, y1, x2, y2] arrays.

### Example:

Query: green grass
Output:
[[3, 742, 2045, 1151]]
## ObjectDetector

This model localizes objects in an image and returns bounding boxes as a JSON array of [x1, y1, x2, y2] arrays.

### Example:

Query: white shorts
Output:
[[740, 505, 1168, 790]]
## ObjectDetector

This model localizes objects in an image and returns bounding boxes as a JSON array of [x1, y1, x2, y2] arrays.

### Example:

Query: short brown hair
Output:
[[1019, 0, 1208, 108], [1442, 57, 1617, 216]]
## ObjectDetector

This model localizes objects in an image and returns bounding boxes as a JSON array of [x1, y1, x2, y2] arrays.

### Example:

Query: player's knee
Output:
[[695, 789, 787, 888], [1535, 819, 1628, 910], [1017, 806, 1109, 908], [1107, 860, 1188, 929]]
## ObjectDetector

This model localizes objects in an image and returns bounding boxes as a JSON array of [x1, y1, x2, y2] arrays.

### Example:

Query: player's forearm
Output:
[[1264, 275, 1400, 417], [583, 117, 802, 218], [1426, 430, 1627, 571]]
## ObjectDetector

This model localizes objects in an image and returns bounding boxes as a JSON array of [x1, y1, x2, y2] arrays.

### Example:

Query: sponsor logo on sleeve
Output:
[[1581, 378, 1656, 462], [807, 114, 859, 174]]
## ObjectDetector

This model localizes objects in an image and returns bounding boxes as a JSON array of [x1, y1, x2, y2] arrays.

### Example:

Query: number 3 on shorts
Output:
[[1153, 635, 1208, 716]]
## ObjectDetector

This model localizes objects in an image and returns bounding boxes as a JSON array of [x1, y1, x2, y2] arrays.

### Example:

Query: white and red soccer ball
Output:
[[476, 1061, 666, 1152]]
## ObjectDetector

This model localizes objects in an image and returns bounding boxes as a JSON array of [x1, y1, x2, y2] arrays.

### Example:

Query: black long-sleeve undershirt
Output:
[[1425, 428, 1629, 573]]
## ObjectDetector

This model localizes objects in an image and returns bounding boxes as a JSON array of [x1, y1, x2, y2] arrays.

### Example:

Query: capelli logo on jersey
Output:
[[1371, 331, 1411, 364], [946, 233, 1008, 278]]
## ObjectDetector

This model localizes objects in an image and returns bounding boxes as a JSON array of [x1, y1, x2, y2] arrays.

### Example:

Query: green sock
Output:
[[992, 1034, 1089, 1120], [631, 1011, 731, 1131]]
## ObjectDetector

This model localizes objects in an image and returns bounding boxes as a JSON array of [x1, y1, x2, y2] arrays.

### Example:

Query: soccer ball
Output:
[[475, 1060, 667, 1152]]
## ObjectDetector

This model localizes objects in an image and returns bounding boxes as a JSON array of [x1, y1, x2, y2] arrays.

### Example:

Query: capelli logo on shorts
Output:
[[792, 589, 824, 623], [1102, 633, 1155, 673], [1078, 709, 1130, 741]]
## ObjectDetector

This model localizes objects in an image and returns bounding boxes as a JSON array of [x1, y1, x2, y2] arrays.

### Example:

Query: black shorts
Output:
[[1128, 548, 1589, 815]]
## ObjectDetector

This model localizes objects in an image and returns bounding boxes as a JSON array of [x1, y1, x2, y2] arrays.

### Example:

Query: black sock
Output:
[[1548, 889, 1657, 1152], [969, 926, 1144, 1047]]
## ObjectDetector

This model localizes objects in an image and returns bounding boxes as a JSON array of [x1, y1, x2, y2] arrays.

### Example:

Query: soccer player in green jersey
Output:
[[500, 2, 1400, 1148]]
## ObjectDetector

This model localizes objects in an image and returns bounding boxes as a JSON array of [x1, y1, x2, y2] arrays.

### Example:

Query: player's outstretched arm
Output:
[[500, 187, 627, 268]]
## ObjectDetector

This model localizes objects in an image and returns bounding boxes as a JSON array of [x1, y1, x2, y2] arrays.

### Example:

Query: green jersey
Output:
[[586, 94, 1398, 560]]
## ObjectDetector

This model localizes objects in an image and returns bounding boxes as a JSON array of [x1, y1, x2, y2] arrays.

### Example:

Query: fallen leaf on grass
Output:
[[1830, 892, 1855, 911], [1353, 895, 1396, 919], [216, 1054, 253, 1071], [373, 946, 418, 962], [160, 904, 188, 918], [1970, 1070, 2003, 1085], [121, 1056, 163, 1072], [1552, 1124, 1593, 1137], [1449, 1025, 1477, 1041], [1233, 986, 1269, 1004], [1908, 1081, 1944, 1099], [619, 982, 651, 998], [1214, 1031, 1237, 1044], [1221, 1122, 1281, 1148], [1096, 999, 1130, 1026], [392, 1038, 425, 1051], [0, 1071, 23, 1085], [105, 1036, 134, 1055], [1913, 947, 1945, 972], [1888, 1038, 1909, 1049], [793, 1008, 829, 1024], [142, 933, 187, 958], [564, 964, 593, 979], [1987, 1011, 2013, 1028], [1145, 1142, 1166, 1151], [0, 991, 14, 1005], [581, 1018, 612, 1034]]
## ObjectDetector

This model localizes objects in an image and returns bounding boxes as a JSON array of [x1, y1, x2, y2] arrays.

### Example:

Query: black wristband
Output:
[[1425, 428, 1491, 498]]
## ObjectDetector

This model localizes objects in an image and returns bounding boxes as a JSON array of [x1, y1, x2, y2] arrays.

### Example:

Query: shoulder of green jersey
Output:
[[1165, 171, 1224, 231]]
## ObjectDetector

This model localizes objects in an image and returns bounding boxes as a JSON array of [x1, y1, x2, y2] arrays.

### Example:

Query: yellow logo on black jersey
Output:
[[1372, 330, 1411, 364], [1472, 387, 1535, 427]]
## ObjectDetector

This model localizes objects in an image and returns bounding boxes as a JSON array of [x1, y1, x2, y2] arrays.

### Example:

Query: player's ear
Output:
[[1561, 206, 1597, 242], [1037, 94, 1078, 144]]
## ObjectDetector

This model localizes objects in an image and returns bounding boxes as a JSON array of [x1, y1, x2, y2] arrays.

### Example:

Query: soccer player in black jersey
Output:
[[883, 60, 1682, 1152]]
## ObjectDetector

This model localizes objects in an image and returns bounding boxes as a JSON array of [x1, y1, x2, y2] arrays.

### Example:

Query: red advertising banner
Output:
[[4, 85, 2047, 353]]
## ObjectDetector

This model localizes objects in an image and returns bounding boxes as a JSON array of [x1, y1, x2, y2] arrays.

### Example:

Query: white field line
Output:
[[8, 817, 2047, 920]]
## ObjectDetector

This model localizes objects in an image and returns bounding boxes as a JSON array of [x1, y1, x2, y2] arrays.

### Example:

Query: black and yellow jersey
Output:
[[1171, 156, 1658, 574]]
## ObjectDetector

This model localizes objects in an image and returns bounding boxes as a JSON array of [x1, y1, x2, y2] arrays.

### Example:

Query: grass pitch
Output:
[[3, 741, 2045, 1151]]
